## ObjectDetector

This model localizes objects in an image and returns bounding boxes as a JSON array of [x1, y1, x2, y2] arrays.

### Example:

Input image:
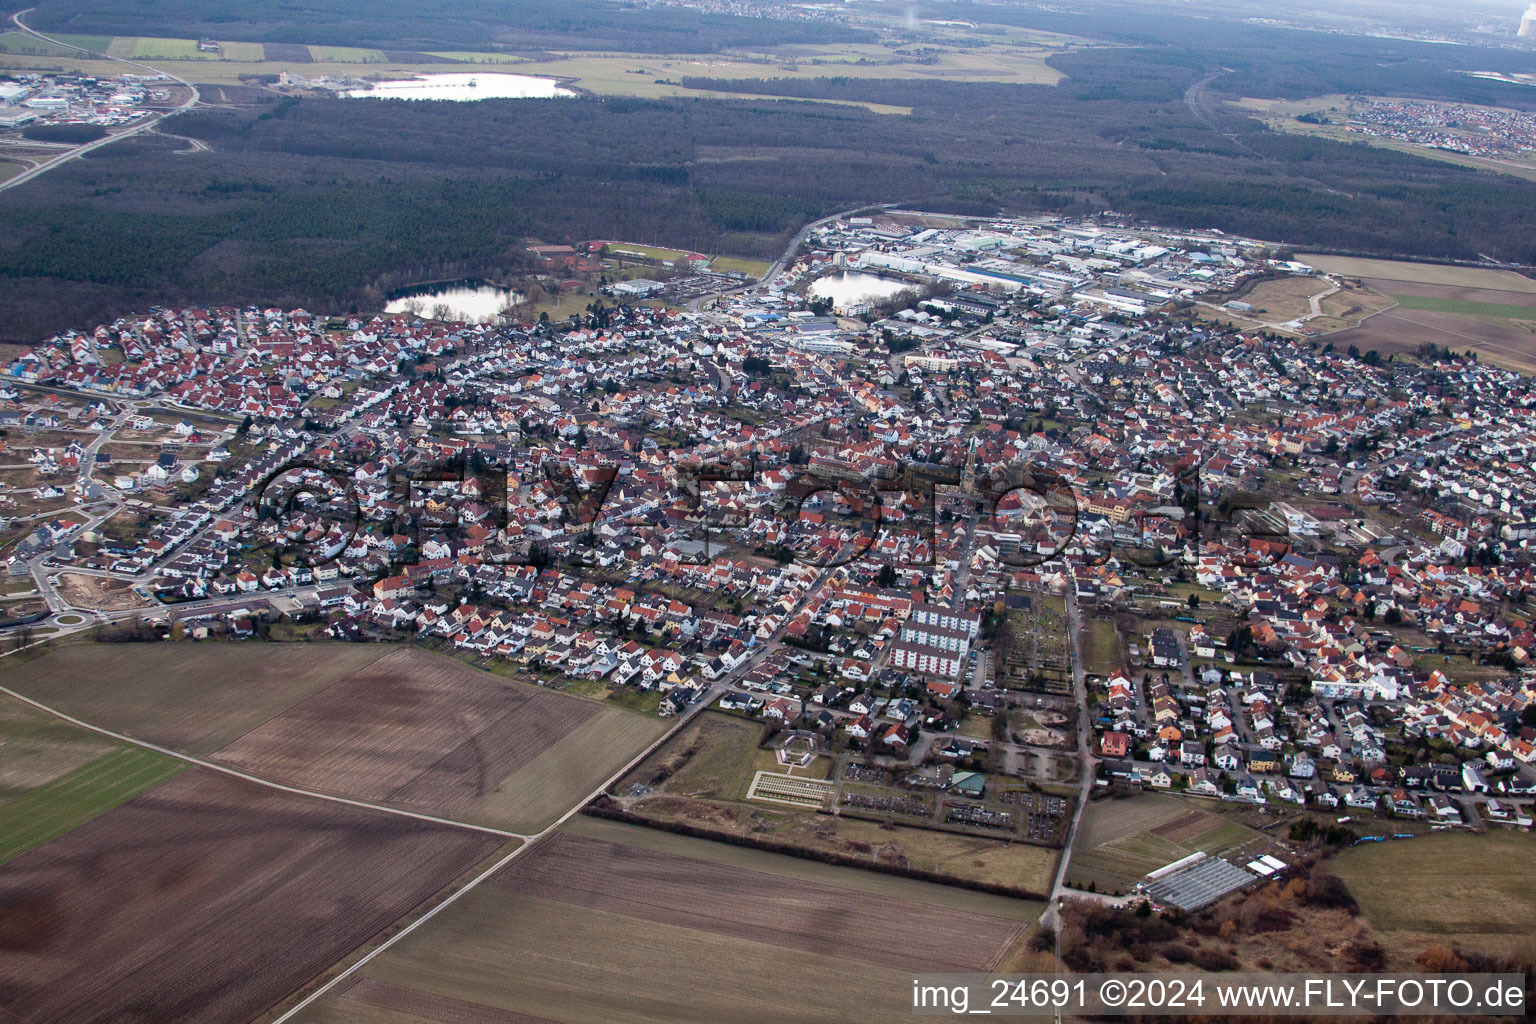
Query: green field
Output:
[[0, 31, 86, 57], [603, 241, 695, 263], [1301, 253, 1536, 292], [427, 51, 529, 64], [310, 45, 387, 63], [126, 37, 215, 60], [1085, 618, 1122, 676], [1331, 831, 1536, 960], [0, 746, 186, 866], [1389, 294, 1536, 321], [218, 41, 267, 61], [709, 256, 772, 278], [48, 33, 116, 54]]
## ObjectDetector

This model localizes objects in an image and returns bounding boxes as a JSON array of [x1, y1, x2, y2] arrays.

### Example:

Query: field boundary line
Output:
[[0, 680, 530, 841]]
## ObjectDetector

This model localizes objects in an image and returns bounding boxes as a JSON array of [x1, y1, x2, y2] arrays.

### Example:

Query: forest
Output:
[[4, 1, 1536, 341], [23, 0, 872, 54]]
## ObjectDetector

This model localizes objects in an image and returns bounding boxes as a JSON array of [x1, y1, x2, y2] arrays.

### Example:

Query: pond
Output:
[[385, 280, 523, 323], [808, 271, 914, 307], [342, 72, 577, 101]]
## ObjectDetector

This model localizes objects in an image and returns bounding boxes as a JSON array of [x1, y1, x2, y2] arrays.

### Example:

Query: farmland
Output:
[[1298, 255, 1536, 373], [0, 641, 391, 754], [0, 643, 664, 832], [1067, 793, 1266, 894], [1299, 255, 1536, 292], [291, 817, 1039, 1024], [0, 745, 184, 865], [0, 767, 503, 1024], [1331, 831, 1536, 961], [0, 696, 118, 797], [209, 647, 666, 832], [310, 45, 388, 63]]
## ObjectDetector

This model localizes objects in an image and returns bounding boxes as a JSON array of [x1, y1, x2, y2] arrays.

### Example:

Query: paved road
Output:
[[0, 9, 202, 195], [1043, 586, 1095, 965]]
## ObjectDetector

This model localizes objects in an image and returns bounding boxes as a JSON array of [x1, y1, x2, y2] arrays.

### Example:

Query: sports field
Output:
[[292, 817, 1040, 1024], [710, 255, 772, 278], [1331, 831, 1536, 960]]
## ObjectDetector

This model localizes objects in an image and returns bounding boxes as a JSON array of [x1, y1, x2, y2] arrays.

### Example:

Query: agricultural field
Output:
[[0, 31, 101, 57], [292, 817, 1040, 1024], [0, 641, 391, 755], [1067, 793, 1266, 894], [1300, 254, 1536, 292], [0, 697, 119, 799], [425, 51, 529, 64], [309, 45, 388, 63], [0, 745, 184, 865], [1331, 831, 1536, 961], [0, 768, 503, 1024], [1302, 254, 1536, 373], [180, 646, 668, 832]]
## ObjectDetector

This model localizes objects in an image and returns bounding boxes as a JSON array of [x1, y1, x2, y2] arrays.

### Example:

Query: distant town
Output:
[[0, 71, 166, 129]]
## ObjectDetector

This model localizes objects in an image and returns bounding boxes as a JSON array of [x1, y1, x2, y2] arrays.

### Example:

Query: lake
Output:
[[342, 73, 577, 101], [385, 281, 523, 322], [808, 271, 914, 307]]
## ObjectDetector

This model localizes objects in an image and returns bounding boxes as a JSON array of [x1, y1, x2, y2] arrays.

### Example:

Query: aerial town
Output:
[[0, 72, 163, 129], [2, 210, 1533, 914], [1334, 98, 1536, 160]]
